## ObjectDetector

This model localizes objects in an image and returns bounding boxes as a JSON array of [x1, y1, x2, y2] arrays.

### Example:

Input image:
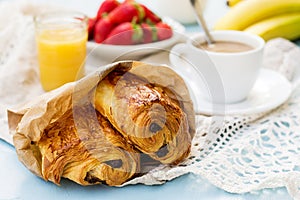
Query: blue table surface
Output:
[[0, 141, 293, 200], [0, 0, 299, 199]]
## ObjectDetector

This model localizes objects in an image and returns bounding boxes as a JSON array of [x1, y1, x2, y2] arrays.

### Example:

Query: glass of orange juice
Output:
[[34, 12, 88, 91]]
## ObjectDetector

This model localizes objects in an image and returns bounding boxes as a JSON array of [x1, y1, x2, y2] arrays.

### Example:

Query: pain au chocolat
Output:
[[11, 61, 195, 186]]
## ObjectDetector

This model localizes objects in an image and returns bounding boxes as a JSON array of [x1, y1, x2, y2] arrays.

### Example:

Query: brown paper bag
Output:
[[7, 61, 195, 184]]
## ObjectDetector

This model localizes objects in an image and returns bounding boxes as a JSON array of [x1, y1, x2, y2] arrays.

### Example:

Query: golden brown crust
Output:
[[37, 105, 139, 186], [94, 66, 191, 165]]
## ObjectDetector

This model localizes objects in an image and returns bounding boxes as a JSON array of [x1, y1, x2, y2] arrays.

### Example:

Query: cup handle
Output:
[[169, 43, 200, 81], [169, 42, 226, 104], [169, 43, 190, 68]]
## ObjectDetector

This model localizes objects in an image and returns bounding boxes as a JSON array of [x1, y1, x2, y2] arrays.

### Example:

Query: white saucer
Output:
[[192, 69, 292, 115]]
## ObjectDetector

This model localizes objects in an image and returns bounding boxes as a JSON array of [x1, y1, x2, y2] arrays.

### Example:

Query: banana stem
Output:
[[226, 0, 243, 7]]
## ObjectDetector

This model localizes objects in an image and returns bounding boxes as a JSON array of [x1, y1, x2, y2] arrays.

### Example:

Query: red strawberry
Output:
[[96, 0, 120, 20], [87, 17, 97, 40], [108, 2, 145, 24], [141, 5, 161, 24], [156, 22, 173, 41], [103, 22, 143, 45], [141, 23, 156, 44], [94, 17, 115, 43]]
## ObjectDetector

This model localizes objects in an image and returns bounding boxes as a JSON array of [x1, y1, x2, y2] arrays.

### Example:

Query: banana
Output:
[[244, 13, 300, 41], [214, 0, 300, 30], [226, 0, 242, 7]]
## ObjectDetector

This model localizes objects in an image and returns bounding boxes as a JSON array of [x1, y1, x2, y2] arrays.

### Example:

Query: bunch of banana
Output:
[[214, 0, 300, 41]]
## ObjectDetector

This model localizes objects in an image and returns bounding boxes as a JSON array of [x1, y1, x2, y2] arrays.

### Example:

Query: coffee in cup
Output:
[[197, 41, 254, 53], [169, 30, 265, 104]]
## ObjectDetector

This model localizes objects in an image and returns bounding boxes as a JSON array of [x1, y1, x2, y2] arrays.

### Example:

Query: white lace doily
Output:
[[1, 2, 300, 199]]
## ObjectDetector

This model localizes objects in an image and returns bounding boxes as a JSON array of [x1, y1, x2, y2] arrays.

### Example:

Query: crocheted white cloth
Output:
[[1, 2, 300, 199]]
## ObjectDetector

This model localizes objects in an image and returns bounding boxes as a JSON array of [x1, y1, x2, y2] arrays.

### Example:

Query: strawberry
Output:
[[87, 17, 97, 40], [96, 0, 120, 20], [108, 2, 145, 24], [141, 5, 161, 24], [94, 17, 115, 43], [141, 22, 173, 44], [103, 22, 143, 45], [156, 22, 173, 41], [141, 23, 156, 44]]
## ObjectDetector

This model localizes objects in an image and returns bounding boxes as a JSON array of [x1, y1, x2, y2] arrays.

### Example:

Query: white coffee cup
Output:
[[169, 30, 265, 104]]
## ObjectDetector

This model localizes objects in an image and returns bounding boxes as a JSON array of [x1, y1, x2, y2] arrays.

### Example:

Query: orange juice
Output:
[[35, 12, 88, 91]]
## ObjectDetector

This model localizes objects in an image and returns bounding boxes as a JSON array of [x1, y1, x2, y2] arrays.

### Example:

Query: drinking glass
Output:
[[35, 11, 88, 91]]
